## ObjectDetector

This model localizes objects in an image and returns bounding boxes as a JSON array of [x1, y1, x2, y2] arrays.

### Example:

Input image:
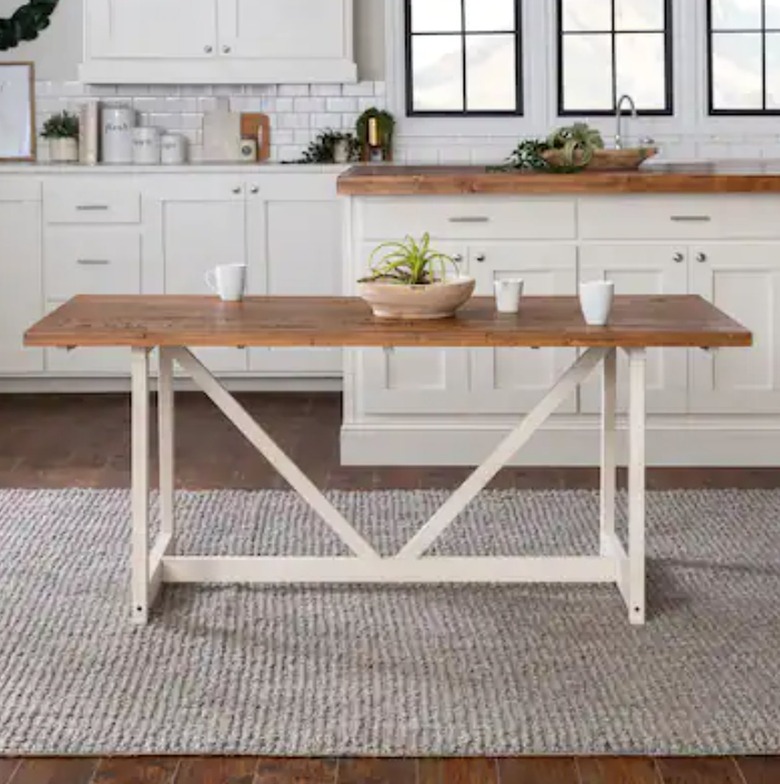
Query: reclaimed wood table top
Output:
[[24, 295, 752, 350]]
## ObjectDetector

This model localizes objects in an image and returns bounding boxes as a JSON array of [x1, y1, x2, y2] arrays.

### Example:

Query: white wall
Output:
[[0, 0, 386, 80]]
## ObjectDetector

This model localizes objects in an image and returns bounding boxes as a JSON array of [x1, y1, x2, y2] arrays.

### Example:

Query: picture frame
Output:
[[0, 62, 36, 162]]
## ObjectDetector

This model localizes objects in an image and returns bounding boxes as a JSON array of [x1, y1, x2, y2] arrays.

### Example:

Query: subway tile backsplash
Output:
[[33, 80, 780, 165]]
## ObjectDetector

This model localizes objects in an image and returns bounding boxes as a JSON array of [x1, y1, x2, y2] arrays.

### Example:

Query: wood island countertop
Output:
[[337, 161, 780, 196]]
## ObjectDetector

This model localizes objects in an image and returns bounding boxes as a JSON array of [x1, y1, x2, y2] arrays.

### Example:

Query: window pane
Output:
[[711, 32, 763, 109], [710, 0, 762, 30], [562, 34, 613, 111], [615, 0, 665, 31], [615, 33, 666, 109], [766, 0, 780, 28], [411, 0, 462, 33], [412, 35, 464, 111], [466, 34, 517, 111], [465, 0, 515, 31], [766, 33, 780, 107], [561, 0, 612, 32]]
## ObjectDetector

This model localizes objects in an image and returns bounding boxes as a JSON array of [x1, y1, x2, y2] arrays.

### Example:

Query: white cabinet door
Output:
[[691, 245, 780, 413], [0, 197, 43, 374], [470, 244, 578, 414], [218, 0, 352, 61], [247, 181, 343, 376], [579, 245, 689, 414], [149, 182, 248, 373], [86, 0, 217, 59], [360, 243, 472, 415]]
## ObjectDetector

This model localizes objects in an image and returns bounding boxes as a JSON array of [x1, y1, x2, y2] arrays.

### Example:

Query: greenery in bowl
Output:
[[41, 111, 79, 139], [293, 129, 360, 164], [359, 234, 460, 285], [495, 122, 605, 173]]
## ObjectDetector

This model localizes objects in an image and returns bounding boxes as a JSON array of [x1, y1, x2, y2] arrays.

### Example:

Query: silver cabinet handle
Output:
[[673, 252, 684, 263], [696, 252, 708, 263], [204, 45, 213, 53], [452, 254, 463, 264], [232, 186, 242, 195], [475, 254, 487, 263], [76, 204, 109, 211], [250, 185, 259, 194], [222, 45, 232, 54], [77, 259, 110, 266], [671, 215, 712, 222], [449, 216, 490, 224]]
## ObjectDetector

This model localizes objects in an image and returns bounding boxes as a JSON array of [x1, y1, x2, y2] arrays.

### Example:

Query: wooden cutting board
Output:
[[240, 113, 271, 161]]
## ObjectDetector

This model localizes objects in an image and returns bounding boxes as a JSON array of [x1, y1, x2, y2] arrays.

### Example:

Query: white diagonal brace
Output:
[[397, 347, 609, 560], [171, 347, 380, 560]]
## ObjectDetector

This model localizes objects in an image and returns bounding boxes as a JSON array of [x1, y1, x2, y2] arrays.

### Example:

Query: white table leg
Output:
[[627, 347, 647, 625], [600, 348, 617, 557], [158, 347, 176, 550], [131, 347, 151, 625]]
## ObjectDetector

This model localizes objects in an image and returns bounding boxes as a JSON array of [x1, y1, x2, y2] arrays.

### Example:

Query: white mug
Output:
[[205, 264, 247, 302], [494, 278, 525, 314], [580, 280, 615, 326]]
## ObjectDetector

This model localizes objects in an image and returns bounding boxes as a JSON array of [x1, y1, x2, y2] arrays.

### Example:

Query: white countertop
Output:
[[0, 162, 351, 175]]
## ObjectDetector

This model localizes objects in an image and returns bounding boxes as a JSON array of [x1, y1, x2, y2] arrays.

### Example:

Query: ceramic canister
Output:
[[160, 133, 187, 165], [132, 126, 161, 165], [101, 105, 135, 164]]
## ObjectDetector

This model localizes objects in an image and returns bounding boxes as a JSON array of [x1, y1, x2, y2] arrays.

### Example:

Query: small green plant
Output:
[[359, 234, 458, 285], [292, 129, 360, 164], [356, 107, 395, 158], [41, 111, 79, 139]]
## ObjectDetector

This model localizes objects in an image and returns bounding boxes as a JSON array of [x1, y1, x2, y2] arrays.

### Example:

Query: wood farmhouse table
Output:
[[25, 295, 751, 626]]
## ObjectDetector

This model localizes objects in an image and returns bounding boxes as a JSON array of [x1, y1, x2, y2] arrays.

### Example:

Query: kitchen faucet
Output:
[[614, 94, 637, 150]]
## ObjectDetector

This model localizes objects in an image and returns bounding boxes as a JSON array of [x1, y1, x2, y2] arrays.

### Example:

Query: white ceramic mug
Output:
[[205, 264, 247, 302], [580, 280, 615, 326], [494, 278, 525, 314]]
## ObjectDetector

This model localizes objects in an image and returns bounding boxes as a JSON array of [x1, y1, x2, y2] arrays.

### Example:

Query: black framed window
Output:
[[709, 0, 780, 114], [405, 0, 523, 116], [558, 0, 673, 115]]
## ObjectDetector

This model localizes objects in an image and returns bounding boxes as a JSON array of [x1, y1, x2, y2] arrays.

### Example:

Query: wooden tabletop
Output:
[[24, 295, 752, 349], [337, 162, 780, 195]]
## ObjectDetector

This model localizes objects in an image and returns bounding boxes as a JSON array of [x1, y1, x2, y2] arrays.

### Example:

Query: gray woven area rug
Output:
[[1, 488, 779, 756]]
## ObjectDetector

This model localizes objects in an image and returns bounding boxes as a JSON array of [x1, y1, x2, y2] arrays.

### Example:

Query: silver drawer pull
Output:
[[670, 215, 712, 222], [76, 204, 110, 211], [77, 258, 110, 266], [449, 216, 490, 223]]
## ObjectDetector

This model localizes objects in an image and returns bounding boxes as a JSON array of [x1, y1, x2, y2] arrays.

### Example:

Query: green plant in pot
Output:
[[41, 111, 79, 163], [358, 234, 475, 320]]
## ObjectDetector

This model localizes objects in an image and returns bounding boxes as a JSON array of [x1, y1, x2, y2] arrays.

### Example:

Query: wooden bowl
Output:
[[358, 277, 476, 320], [542, 147, 658, 171]]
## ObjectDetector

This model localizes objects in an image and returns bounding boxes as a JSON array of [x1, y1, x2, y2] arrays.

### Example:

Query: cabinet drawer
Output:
[[44, 228, 141, 299], [579, 196, 780, 240], [359, 197, 576, 241], [44, 180, 141, 224]]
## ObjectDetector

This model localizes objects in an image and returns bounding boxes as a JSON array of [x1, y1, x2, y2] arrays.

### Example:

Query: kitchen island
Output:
[[338, 163, 780, 467]]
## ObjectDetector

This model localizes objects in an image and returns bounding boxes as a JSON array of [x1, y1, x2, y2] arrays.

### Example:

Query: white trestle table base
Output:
[[133, 344, 648, 626]]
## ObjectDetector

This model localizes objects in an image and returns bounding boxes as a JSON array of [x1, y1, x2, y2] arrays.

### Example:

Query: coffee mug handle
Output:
[[204, 269, 218, 294]]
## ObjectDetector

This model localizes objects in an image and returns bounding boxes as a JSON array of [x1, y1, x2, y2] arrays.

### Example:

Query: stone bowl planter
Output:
[[48, 137, 79, 163], [358, 276, 476, 320]]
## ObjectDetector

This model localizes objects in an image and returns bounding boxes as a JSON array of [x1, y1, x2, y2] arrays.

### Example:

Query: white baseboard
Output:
[[0, 376, 342, 394], [341, 421, 780, 467]]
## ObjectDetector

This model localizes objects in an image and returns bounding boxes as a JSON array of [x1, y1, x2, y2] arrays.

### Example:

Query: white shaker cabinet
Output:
[[146, 178, 248, 373], [470, 244, 577, 414], [691, 245, 780, 414], [0, 181, 43, 374], [247, 175, 343, 376], [578, 245, 689, 415], [81, 0, 356, 84]]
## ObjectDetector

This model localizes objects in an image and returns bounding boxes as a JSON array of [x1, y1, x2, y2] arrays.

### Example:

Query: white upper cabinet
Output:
[[81, 0, 357, 84], [84, 0, 217, 60]]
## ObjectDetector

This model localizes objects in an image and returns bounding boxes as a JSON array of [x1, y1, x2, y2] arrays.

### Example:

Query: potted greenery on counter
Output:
[[41, 111, 79, 163], [358, 233, 475, 320]]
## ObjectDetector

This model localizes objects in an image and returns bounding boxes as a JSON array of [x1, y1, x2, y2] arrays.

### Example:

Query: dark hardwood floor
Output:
[[0, 392, 777, 784]]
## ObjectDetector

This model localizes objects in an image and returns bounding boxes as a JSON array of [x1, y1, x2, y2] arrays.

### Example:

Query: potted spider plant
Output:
[[358, 233, 475, 320], [41, 111, 80, 164]]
